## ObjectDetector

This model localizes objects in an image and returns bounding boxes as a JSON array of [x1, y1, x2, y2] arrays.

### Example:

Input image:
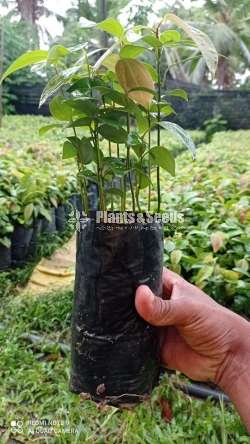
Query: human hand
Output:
[[135, 268, 250, 430]]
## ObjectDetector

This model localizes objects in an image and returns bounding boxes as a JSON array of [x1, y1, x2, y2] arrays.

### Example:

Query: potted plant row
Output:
[[1, 13, 217, 403], [0, 154, 80, 268]]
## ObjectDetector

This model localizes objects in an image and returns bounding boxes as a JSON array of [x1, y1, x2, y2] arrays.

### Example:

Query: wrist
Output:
[[216, 317, 250, 431], [218, 317, 250, 394]]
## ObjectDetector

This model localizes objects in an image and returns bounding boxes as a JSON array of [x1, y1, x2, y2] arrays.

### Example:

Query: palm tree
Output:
[[163, 0, 250, 88]]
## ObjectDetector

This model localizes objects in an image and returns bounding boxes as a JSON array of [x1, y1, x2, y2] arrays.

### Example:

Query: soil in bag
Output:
[[70, 212, 164, 405]]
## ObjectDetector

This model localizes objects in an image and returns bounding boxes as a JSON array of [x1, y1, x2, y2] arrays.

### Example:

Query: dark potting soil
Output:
[[70, 213, 164, 405]]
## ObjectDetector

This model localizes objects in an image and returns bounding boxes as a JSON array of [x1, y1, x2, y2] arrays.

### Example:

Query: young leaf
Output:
[[47, 45, 69, 64], [120, 45, 146, 59], [99, 125, 128, 144], [96, 18, 124, 38], [142, 35, 162, 48], [164, 13, 218, 76], [150, 146, 175, 176], [1, 50, 48, 83], [102, 53, 120, 72], [211, 231, 226, 253], [62, 141, 77, 159], [39, 124, 63, 136], [116, 58, 155, 108], [160, 30, 181, 44], [161, 104, 176, 116], [143, 62, 158, 82], [165, 89, 188, 101], [49, 96, 72, 121], [170, 249, 182, 265], [39, 75, 69, 107], [24, 203, 34, 223], [159, 121, 196, 158], [128, 86, 156, 96]]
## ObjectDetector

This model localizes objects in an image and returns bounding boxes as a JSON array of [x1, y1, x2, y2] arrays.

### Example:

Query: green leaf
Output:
[[159, 121, 196, 158], [78, 138, 94, 164], [164, 13, 218, 76], [142, 35, 162, 48], [128, 86, 156, 96], [143, 63, 158, 81], [106, 188, 123, 197], [102, 53, 120, 71], [99, 124, 128, 144], [165, 89, 188, 101], [39, 124, 63, 136], [67, 118, 92, 128], [160, 30, 181, 44], [67, 78, 90, 93], [40, 65, 85, 106], [62, 141, 77, 159], [80, 168, 99, 184], [150, 146, 175, 176], [94, 86, 127, 106], [49, 96, 72, 121], [65, 98, 98, 116], [0, 237, 11, 248], [47, 45, 69, 64], [103, 157, 127, 177], [24, 203, 34, 223], [96, 18, 124, 38], [171, 249, 182, 265], [160, 104, 176, 116], [39, 75, 67, 107], [120, 45, 146, 59], [135, 168, 151, 189], [0, 50, 48, 83]]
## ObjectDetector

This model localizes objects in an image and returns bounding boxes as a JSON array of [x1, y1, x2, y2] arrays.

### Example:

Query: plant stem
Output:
[[55, 65, 90, 212], [72, 122, 89, 213], [126, 114, 136, 212], [108, 140, 114, 210], [156, 34, 162, 212], [147, 111, 151, 212], [95, 126, 106, 211]]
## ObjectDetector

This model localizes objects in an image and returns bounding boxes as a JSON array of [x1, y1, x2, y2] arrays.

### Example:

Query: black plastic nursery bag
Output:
[[70, 212, 163, 405]]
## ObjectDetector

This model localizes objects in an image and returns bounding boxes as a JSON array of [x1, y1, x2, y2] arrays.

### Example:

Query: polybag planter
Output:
[[27, 218, 43, 259], [55, 206, 66, 233], [41, 208, 56, 234], [11, 224, 33, 266], [70, 212, 163, 405], [0, 244, 11, 270]]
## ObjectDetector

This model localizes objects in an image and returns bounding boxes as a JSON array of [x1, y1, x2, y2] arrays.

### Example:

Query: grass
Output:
[[0, 288, 249, 444]]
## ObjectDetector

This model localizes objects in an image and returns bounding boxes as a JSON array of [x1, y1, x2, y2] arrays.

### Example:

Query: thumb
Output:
[[135, 285, 186, 326]]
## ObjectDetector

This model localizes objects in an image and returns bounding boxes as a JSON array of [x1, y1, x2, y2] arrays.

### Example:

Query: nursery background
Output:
[[0, 0, 250, 443]]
